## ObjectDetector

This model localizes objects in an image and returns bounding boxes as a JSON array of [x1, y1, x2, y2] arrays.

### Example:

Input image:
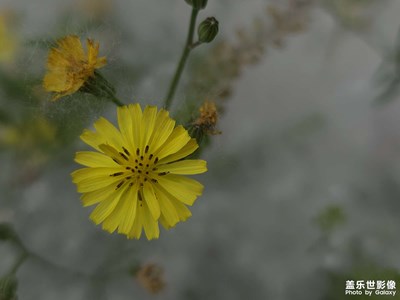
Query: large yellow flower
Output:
[[72, 104, 207, 240], [43, 35, 106, 100]]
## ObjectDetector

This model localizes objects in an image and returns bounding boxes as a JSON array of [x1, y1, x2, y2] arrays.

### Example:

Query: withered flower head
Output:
[[135, 263, 165, 294], [193, 100, 221, 135]]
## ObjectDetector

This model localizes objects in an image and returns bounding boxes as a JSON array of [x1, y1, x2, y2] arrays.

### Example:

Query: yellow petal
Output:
[[93, 117, 123, 149], [99, 144, 129, 165], [159, 215, 172, 229], [117, 105, 135, 152], [127, 103, 142, 150], [43, 71, 70, 92], [128, 201, 143, 239], [142, 202, 160, 240], [73, 172, 124, 193], [90, 183, 128, 225], [118, 184, 139, 235], [153, 184, 179, 228], [95, 56, 107, 68], [80, 129, 104, 151], [167, 194, 192, 222], [46, 48, 69, 70], [147, 109, 175, 152], [57, 35, 85, 61], [140, 106, 157, 151], [142, 182, 161, 220], [75, 151, 116, 167], [87, 39, 99, 65], [157, 174, 203, 206], [158, 139, 199, 164], [102, 185, 135, 233], [156, 160, 207, 175], [154, 126, 191, 160], [71, 167, 123, 183], [80, 183, 116, 207]]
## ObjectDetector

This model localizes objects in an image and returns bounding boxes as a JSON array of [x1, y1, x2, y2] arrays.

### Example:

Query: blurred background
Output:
[[1, 0, 400, 299]]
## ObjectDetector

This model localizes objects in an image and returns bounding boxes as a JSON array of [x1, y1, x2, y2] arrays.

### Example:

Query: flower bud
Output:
[[185, 0, 208, 10], [197, 17, 219, 43], [0, 223, 17, 242]]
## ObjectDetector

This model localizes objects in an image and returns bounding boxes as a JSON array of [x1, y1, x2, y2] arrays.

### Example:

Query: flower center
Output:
[[109, 144, 169, 195]]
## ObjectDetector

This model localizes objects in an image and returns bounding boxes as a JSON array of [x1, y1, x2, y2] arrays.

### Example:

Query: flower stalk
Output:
[[164, 7, 199, 110]]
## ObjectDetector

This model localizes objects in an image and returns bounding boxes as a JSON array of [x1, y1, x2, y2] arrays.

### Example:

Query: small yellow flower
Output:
[[43, 35, 106, 100], [72, 104, 207, 240], [0, 13, 17, 64], [0, 117, 56, 149]]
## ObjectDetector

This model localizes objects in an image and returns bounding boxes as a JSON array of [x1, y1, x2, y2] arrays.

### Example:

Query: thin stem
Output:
[[91, 71, 124, 107], [9, 252, 28, 275], [110, 95, 124, 107], [164, 8, 199, 110]]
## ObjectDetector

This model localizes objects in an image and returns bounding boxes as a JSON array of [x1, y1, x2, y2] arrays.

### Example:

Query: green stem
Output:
[[30, 252, 90, 278], [164, 8, 199, 110], [97, 74, 124, 107], [9, 252, 28, 275], [109, 95, 124, 107]]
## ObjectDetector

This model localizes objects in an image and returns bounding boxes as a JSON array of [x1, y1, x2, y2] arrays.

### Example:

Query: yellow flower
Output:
[[43, 35, 106, 100], [0, 13, 17, 64], [71, 104, 207, 240]]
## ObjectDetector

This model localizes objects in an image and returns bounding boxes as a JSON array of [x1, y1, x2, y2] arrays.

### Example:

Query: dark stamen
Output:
[[139, 163, 143, 167], [138, 170, 142, 173], [144, 178, 147, 181], [122, 147, 130, 156], [115, 181, 124, 190], [138, 192, 142, 201], [135, 159, 138, 163], [145, 145, 149, 153], [152, 168, 158, 171], [149, 154, 153, 160], [126, 167, 131, 170], [129, 182, 134, 187], [151, 179, 158, 183], [112, 158, 121, 165], [140, 156, 144, 161], [110, 172, 124, 177], [158, 172, 168, 176], [119, 152, 129, 161], [126, 176, 132, 180], [136, 148, 140, 156], [154, 157, 159, 164]]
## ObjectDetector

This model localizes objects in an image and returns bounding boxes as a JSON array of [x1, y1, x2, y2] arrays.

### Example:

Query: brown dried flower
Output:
[[135, 263, 165, 294], [193, 101, 221, 136]]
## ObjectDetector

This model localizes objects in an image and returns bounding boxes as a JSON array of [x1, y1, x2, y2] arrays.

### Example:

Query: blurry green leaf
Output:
[[0, 274, 18, 300], [314, 205, 346, 233], [0, 223, 17, 242]]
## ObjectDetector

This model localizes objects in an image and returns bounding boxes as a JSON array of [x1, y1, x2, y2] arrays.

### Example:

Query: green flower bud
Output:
[[185, 0, 208, 10], [0, 275, 18, 300], [197, 17, 219, 43], [0, 224, 17, 242]]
